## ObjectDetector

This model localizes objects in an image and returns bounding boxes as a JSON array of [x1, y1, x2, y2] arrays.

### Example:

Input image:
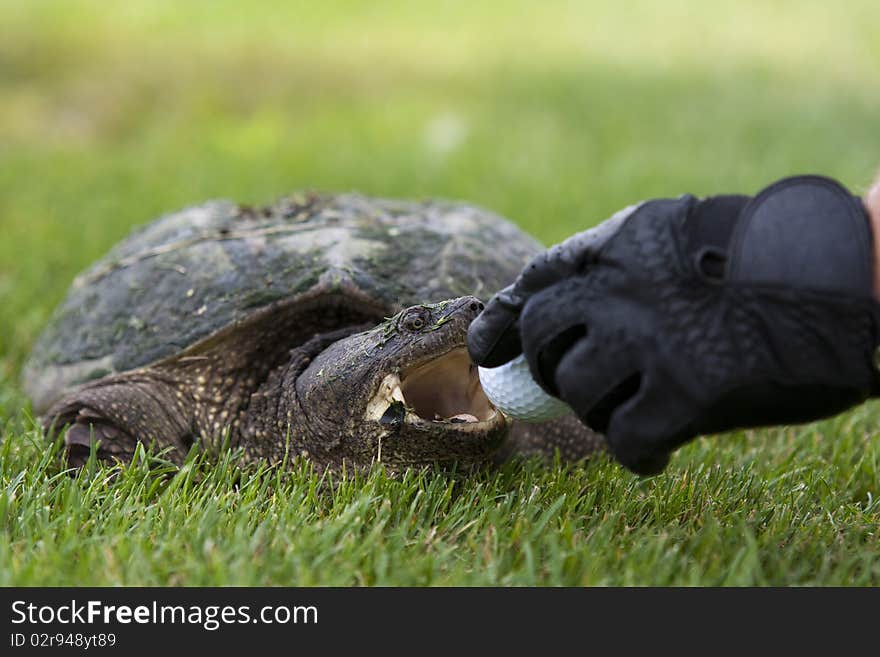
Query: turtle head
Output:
[[295, 296, 508, 469]]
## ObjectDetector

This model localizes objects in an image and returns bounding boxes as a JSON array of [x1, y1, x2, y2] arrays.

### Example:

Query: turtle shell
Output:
[[24, 192, 543, 413]]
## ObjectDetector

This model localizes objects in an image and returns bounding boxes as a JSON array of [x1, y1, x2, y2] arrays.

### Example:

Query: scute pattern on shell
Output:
[[24, 192, 544, 413]]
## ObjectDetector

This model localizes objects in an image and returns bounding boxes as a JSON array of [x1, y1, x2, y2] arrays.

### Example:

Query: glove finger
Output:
[[520, 275, 622, 394], [467, 284, 524, 367], [603, 369, 699, 476], [518, 280, 590, 393], [552, 329, 643, 432], [546, 314, 682, 476], [512, 203, 641, 298], [469, 204, 640, 367]]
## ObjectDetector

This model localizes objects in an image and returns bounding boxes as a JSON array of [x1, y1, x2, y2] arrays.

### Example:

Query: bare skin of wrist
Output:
[[866, 174, 880, 299]]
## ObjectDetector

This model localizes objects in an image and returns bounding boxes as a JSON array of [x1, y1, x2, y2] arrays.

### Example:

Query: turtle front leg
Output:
[[44, 372, 194, 469], [499, 413, 607, 464]]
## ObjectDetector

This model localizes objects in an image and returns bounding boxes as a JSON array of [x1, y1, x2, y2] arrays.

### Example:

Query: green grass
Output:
[[2, 0, 879, 585]]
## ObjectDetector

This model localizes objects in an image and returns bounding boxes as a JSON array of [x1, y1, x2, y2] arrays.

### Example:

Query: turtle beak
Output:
[[398, 347, 495, 423], [365, 347, 501, 428]]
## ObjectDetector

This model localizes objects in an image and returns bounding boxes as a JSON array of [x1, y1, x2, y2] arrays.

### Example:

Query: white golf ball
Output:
[[478, 354, 570, 422]]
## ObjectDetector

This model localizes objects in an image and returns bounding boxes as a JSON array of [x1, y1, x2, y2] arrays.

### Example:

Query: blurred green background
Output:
[[1, 1, 879, 585]]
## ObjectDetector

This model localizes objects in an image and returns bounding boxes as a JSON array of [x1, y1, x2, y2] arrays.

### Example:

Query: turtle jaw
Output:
[[365, 346, 505, 434]]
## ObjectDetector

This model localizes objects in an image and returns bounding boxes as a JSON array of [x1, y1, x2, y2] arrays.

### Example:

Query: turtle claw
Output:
[[63, 414, 136, 468]]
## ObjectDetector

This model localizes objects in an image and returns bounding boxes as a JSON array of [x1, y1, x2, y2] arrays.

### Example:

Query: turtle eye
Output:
[[401, 307, 430, 332]]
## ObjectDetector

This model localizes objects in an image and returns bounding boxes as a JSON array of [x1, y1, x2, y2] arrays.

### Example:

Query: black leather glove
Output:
[[468, 175, 880, 474]]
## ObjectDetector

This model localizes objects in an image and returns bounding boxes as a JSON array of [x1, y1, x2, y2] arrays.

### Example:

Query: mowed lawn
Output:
[[1, 1, 879, 585]]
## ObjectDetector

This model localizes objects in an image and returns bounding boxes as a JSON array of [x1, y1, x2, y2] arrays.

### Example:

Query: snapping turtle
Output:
[[24, 193, 603, 471]]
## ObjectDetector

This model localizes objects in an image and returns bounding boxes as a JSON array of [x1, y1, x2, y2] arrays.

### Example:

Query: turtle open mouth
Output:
[[365, 347, 501, 429]]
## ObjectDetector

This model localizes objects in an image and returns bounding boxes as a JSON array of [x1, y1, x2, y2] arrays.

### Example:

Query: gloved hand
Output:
[[468, 175, 880, 474]]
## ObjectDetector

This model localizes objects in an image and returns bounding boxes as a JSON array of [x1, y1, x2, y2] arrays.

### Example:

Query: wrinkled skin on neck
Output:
[[252, 296, 507, 470]]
